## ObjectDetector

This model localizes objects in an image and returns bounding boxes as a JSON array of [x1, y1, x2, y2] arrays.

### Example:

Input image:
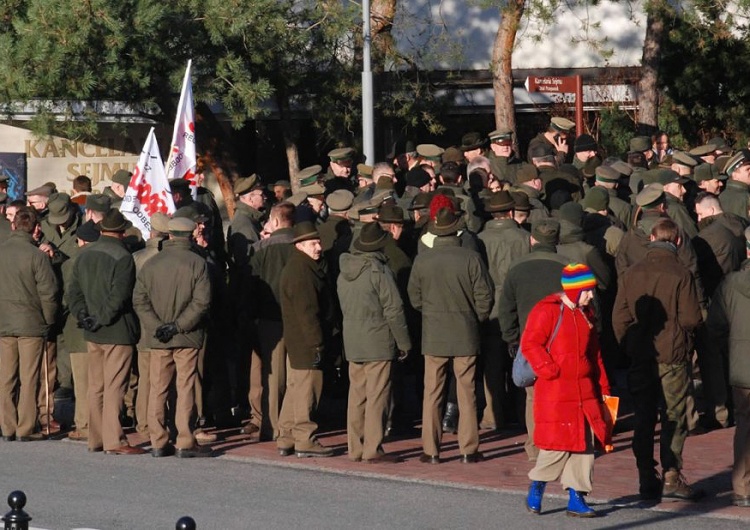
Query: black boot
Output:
[[442, 402, 459, 434]]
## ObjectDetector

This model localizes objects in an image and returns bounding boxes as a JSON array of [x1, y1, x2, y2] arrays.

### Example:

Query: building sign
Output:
[[0, 123, 158, 196]]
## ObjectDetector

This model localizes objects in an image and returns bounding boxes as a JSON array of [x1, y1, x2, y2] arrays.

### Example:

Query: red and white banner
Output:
[[120, 127, 175, 239], [165, 59, 197, 198]]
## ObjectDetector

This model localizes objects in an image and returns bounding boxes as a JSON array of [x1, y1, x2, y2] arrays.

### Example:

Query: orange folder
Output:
[[602, 395, 620, 453]]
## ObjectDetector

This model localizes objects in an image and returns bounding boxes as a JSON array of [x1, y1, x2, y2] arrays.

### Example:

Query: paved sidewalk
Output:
[[124, 416, 746, 521]]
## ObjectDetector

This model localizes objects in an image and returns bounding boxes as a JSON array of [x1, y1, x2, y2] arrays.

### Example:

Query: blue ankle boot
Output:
[[526, 480, 546, 514], [566, 488, 597, 517]]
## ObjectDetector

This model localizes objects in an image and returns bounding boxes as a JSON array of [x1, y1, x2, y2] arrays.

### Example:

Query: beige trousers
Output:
[[528, 428, 595, 493], [249, 320, 287, 438], [277, 363, 323, 450], [422, 355, 479, 457], [0, 337, 44, 437], [37, 338, 56, 427], [149, 347, 199, 450], [70, 351, 89, 433], [347, 360, 392, 460], [87, 342, 132, 451], [135, 348, 151, 434]]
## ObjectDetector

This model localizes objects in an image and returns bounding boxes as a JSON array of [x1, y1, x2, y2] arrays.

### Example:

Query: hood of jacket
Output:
[[339, 251, 385, 281]]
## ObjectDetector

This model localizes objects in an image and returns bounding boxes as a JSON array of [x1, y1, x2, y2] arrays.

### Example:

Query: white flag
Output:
[[120, 127, 176, 239], [165, 59, 197, 198]]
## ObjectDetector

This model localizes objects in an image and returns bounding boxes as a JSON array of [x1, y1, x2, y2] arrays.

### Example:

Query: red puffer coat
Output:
[[520, 293, 611, 452]]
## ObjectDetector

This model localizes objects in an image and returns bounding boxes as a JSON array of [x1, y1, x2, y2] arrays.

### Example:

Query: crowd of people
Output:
[[1, 118, 750, 518]]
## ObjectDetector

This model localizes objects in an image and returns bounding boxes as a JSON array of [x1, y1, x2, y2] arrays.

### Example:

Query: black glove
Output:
[[507, 343, 519, 359], [76, 310, 89, 329], [312, 345, 324, 369], [155, 323, 179, 343], [82, 316, 102, 332], [397, 350, 409, 362]]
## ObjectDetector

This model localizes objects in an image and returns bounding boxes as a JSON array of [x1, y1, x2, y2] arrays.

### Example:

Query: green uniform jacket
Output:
[[227, 202, 263, 270], [280, 249, 330, 369], [606, 188, 633, 229], [538, 166, 582, 206], [511, 185, 550, 224], [488, 153, 531, 185], [478, 218, 530, 331], [436, 184, 482, 234], [248, 227, 294, 321], [0, 216, 12, 244], [61, 249, 87, 353], [0, 232, 58, 337], [408, 236, 492, 357], [665, 193, 698, 239], [497, 243, 569, 344], [707, 264, 750, 387], [41, 212, 82, 263], [613, 244, 702, 365], [693, 214, 747, 297], [337, 251, 412, 362], [527, 132, 567, 166], [133, 239, 211, 350], [719, 180, 749, 220], [67, 235, 139, 345]]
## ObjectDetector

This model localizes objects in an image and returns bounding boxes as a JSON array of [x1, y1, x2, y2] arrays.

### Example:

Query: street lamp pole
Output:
[[362, 0, 375, 164]]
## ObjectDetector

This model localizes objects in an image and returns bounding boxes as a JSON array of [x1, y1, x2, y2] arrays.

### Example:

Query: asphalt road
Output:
[[0, 440, 745, 529]]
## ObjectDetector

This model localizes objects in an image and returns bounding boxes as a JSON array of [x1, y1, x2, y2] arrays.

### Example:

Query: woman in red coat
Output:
[[521, 263, 611, 518]]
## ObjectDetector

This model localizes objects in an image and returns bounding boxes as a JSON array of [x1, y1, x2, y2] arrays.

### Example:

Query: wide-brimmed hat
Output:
[[376, 204, 405, 223], [484, 191, 515, 213], [354, 222, 388, 252], [429, 207, 461, 236], [112, 169, 132, 187], [99, 209, 128, 232], [85, 193, 112, 213], [509, 191, 531, 212], [292, 221, 320, 243], [48, 193, 73, 225], [460, 132, 485, 152]]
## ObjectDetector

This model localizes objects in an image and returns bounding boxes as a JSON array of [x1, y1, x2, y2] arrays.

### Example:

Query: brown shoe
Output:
[[195, 431, 218, 444], [662, 470, 704, 501], [295, 441, 334, 458], [18, 432, 47, 442], [364, 454, 401, 464], [240, 423, 260, 437], [105, 444, 147, 456], [68, 430, 88, 441], [176, 445, 214, 458], [419, 453, 440, 464]]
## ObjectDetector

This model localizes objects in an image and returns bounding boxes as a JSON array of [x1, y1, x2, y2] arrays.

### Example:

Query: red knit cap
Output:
[[429, 193, 455, 221]]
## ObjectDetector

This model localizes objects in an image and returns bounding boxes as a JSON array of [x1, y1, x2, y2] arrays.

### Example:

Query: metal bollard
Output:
[[175, 516, 196, 530], [2, 491, 31, 530]]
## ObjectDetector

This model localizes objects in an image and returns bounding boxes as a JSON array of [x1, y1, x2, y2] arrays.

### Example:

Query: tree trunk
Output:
[[278, 94, 301, 191], [371, 0, 396, 71], [492, 0, 524, 150], [637, 0, 668, 133], [195, 103, 239, 218]]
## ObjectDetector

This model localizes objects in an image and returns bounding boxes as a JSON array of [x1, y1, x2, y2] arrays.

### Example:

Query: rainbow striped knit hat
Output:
[[561, 263, 597, 304]]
